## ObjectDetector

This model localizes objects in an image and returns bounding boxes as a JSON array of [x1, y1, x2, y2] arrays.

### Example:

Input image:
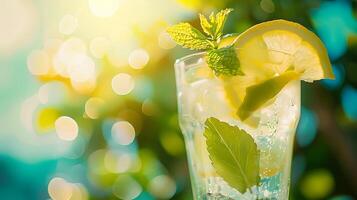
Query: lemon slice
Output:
[[222, 20, 334, 120], [235, 19, 334, 81]]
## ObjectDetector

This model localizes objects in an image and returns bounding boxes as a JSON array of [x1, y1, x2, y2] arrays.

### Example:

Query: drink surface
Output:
[[176, 58, 300, 200]]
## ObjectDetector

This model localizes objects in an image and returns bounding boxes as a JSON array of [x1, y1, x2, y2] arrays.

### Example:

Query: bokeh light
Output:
[[260, 0, 275, 14], [71, 76, 97, 94], [300, 169, 335, 199], [69, 183, 89, 200], [55, 116, 79, 141], [111, 73, 135, 95], [48, 177, 88, 200], [117, 109, 143, 134], [148, 175, 176, 199], [128, 48, 150, 69], [85, 97, 104, 119], [111, 121, 136, 145], [104, 150, 121, 173], [104, 151, 133, 173], [68, 54, 96, 83], [53, 37, 87, 77], [159, 132, 185, 156], [112, 175, 142, 199], [48, 177, 73, 200]]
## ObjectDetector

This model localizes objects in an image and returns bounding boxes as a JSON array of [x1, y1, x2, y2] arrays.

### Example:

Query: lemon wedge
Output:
[[222, 20, 334, 120], [238, 71, 299, 120]]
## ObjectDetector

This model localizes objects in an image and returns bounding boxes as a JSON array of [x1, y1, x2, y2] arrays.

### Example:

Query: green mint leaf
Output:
[[213, 8, 233, 38], [238, 71, 299, 120], [199, 9, 233, 40], [206, 45, 243, 76], [199, 14, 213, 37], [204, 117, 260, 193], [166, 23, 213, 50]]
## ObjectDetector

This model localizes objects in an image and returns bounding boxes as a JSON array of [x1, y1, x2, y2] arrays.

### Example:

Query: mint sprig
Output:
[[167, 8, 241, 76]]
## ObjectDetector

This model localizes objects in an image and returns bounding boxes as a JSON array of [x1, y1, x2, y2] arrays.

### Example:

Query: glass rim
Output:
[[174, 48, 293, 70], [174, 47, 248, 66], [175, 51, 206, 65]]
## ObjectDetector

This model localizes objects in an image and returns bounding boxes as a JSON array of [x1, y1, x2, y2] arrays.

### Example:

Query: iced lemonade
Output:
[[176, 56, 299, 199], [169, 9, 334, 200]]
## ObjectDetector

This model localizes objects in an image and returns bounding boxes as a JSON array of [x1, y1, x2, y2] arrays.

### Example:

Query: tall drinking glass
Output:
[[175, 52, 300, 199]]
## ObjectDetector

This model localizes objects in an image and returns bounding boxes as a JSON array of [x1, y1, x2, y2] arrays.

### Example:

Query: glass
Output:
[[175, 52, 300, 199]]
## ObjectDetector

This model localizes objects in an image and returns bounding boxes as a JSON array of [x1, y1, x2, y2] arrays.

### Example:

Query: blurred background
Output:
[[0, 0, 356, 199]]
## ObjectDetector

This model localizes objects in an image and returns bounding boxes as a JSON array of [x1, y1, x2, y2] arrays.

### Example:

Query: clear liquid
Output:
[[176, 64, 300, 200]]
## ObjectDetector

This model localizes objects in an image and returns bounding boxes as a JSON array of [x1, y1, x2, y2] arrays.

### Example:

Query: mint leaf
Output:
[[213, 8, 233, 39], [206, 45, 243, 76], [199, 14, 213, 37], [199, 9, 233, 40], [166, 23, 213, 50], [204, 117, 260, 193]]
